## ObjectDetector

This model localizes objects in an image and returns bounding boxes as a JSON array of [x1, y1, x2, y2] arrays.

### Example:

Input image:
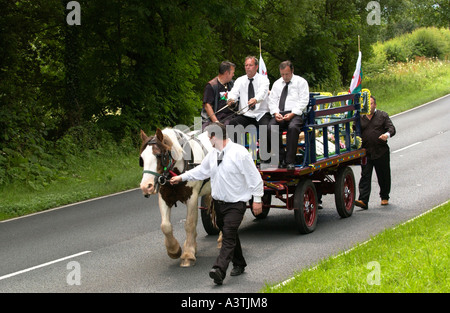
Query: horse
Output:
[[139, 127, 214, 267]]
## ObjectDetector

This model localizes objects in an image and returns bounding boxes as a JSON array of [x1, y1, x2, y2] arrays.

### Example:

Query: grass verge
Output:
[[0, 151, 141, 221], [365, 58, 450, 115], [262, 201, 450, 293]]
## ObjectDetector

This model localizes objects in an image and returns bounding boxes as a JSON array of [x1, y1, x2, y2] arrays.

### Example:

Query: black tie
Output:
[[217, 151, 224, 166], [248, 78, 255, 101], [248, 78, 255, 110], [279, 81, 290, 112]]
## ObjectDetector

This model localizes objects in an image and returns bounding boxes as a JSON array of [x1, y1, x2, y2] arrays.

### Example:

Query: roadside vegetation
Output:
[[1, 27, 449, 221], [262, 201, 449, 293], [363, 27, 450, 115]]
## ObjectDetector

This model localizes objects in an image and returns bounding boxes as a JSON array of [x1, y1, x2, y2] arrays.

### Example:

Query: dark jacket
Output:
[[360, 110, 396, 160]]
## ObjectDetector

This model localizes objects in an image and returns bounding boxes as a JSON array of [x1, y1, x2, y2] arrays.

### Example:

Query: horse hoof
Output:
[[168, 246, 182, 259], [180, 259, 196, 267]]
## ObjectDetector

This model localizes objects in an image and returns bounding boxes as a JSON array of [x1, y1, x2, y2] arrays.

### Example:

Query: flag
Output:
[[349, 50, 362, 94], [259, 53, 267, 76]]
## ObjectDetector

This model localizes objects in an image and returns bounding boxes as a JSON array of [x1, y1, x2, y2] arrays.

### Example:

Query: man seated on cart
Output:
[[267, 60, 310, 170]]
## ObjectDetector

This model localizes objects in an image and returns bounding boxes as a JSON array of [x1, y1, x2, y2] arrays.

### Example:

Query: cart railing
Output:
[[302, 93, 362, 166]]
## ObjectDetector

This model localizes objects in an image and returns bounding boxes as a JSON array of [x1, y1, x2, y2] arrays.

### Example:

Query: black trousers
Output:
[[228, 113, 271, 144], [213, 201, 247, 275], [268, 115, 303, 164], [358, 151, 391, 203]]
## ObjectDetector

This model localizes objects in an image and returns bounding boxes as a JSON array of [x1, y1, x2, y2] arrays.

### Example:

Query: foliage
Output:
[[384, 27, 450, 62], [2, 56, 449, 220], [364, 57, 450, 115], [365, 27, 450, 74], [1, 0, 448, 190]]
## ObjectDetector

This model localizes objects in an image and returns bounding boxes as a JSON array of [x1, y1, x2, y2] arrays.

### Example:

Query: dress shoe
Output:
[[279, 160, 287, 168], [230, 265, 245, 276], [286, 163, 295, 171], [355, 200, 368, 210], [209, 268, 224, 285], [381, 199, 389, 205]]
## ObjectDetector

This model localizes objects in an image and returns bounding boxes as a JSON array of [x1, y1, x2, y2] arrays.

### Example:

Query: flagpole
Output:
[[358, 35, 360, 52], [259, 39, 262, 55]]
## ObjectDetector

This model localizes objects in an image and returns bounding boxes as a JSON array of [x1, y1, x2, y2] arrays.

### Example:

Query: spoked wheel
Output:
[[293, 179, 318, 234], [249, 192, 271, 219], [334, 166, 355, 218], [200, 195, 220, 235]]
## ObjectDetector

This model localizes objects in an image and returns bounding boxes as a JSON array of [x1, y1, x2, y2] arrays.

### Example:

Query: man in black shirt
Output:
[[355, 96, 396, 210], [201, 61, 236, 130]]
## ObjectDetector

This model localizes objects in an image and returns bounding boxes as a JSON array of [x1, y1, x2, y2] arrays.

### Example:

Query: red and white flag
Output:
[[259, 53, 267, 76], [349, 51, 362, 94]]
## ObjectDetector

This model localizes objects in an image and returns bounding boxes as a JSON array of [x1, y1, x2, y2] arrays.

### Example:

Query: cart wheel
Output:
[[249, 193, 271, 219], [334, 166, 355, 218], [200, 195, 220, 235], [294, 179, 318, 234]]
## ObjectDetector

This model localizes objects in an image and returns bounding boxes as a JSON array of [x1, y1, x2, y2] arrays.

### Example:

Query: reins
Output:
[[140, 137, 177, 194], [140, 129, 202, 194]]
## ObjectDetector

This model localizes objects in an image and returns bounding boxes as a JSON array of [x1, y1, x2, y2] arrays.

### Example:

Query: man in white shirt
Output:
[[268, 60, 309, 170], [226, 56, 271, 143], [170, 122, 263, 285]]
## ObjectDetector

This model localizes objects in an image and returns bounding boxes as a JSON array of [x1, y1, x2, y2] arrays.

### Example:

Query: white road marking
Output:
[[1, 188, 140, 223], [0, 251, 91, 281], [392, 141, 422, 154]]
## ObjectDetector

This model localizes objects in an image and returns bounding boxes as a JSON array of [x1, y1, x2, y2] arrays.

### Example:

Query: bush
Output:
[[366, 27, 450, 69], [410, 28, 449, 60]]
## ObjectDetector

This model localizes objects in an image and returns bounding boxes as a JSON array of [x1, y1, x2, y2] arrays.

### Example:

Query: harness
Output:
[[140, 137, 175, 192], [140, 130, 209, 195]]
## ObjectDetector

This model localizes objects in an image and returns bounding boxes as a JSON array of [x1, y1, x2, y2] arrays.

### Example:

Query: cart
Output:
[[200, 92, 367, 235]]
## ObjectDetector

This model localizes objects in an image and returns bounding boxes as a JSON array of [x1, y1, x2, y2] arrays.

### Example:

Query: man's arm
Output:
[[170, 152, 213, 184], [253, 75, 270, 109], [204, 102, 218, 123], [379, 112, 396, 141], [291, 78, 309, 116]]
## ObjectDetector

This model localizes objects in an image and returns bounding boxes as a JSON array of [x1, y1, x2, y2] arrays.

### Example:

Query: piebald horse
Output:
[[139, 127, 213, 267]]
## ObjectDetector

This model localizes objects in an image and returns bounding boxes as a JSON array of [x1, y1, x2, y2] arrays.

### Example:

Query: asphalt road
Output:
[[1, 94, 449, 293]]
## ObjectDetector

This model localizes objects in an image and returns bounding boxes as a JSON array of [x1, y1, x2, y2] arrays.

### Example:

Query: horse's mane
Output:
[[161, 128, 185, 159]]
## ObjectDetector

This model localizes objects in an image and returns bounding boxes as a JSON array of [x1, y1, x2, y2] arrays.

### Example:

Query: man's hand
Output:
[[379, 133, 389, 141], [248, 98, 257, 110], [274, 113, 284, 122], [283, 113, 295, 122], [252, 202, 263, 216], [170, 176, 182, 185], [227, 99, 236, 107]]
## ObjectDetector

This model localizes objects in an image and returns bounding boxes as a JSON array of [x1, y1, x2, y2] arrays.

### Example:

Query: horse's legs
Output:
[[159, 197, 181, 259], [180, 195, 198, 267]]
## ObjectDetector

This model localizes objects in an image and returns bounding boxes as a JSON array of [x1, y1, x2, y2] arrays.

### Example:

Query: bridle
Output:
[[139, 137, 177, 192]]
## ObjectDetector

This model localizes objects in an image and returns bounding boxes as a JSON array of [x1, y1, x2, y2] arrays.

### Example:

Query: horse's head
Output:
[[139, 128, 175, 197]]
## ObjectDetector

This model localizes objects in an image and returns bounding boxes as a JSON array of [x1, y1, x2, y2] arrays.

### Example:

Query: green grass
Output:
[[365, 58, 450, 115], [0, 151, 141, 221], [262, 201, 450, 293]]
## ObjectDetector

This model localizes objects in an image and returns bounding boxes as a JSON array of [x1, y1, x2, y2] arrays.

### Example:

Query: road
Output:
[[1, 95, 449, 293]]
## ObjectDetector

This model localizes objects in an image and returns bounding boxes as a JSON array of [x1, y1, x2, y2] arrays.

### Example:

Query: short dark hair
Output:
[[279, 60, 294, 71], [219, 61, 236, 75], [205, 122, 227, 140]]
